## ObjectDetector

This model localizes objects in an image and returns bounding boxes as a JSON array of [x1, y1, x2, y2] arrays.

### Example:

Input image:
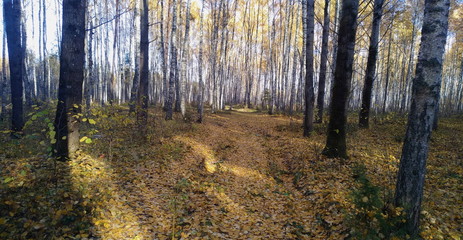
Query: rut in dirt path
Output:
[[174, 111, 323, 239]]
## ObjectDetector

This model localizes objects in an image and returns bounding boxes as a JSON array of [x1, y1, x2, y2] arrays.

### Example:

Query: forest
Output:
[[0, 0, 462, 239]]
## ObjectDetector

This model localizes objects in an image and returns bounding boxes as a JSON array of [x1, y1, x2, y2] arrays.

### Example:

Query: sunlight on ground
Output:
[[207, 187, 246, 215], [209, 114, 231, 120], [174, 136, 268, 181], [234, 108, 258, 113], [68, 154, 145, 239], [220, 163, 267, 181], [174, 136, 218, 173]]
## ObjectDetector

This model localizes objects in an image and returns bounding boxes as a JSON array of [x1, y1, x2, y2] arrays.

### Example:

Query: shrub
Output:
[[346, 164, 407, 239]]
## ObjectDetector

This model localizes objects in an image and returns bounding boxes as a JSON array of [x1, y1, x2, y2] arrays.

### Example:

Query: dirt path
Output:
[[172, 111, 331, 239]]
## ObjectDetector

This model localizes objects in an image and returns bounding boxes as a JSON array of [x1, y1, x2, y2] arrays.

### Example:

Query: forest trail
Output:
[[168, 110, 349, 239], [176, 111, 313, 239]]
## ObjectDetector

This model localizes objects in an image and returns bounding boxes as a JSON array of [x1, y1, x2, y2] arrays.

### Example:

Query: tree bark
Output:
[[42, 0, 49, 100], [394, 0, 449, 236], [316, 0, 331, 123], [458, 55, 463, 111], [136, 0, 149, 132], [86, 17, 95, 110], [359, 0, 384, 128], [303, 0, 315, 137], [166, 0, 178, 120], [382, 16, 394, 113], [129, 4, 140, 113], [1, 29, 7, 121], [20, 2, 32, 107], [197, 0, 204, 123], [53, 0, 87, 159], [322, 0, 360, 158], [180, 0, 191, 117], [3, 0, 24, 136]]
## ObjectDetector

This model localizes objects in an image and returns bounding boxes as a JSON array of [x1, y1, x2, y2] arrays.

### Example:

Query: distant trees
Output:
[[322, 0, 360, 158], [53, 0, 87, 159], [3, 0, 24, 137], [0, 0, 461, 136], [394, 0, 450, 236]]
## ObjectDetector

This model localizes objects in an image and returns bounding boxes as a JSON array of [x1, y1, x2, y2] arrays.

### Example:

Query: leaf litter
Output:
[[0, 108, 461, 239]]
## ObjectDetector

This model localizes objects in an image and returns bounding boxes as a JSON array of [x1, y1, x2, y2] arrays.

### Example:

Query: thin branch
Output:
[[86, 8, 132, 31]]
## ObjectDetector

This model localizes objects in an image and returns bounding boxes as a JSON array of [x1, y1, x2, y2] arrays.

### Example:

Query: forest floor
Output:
[[0, 106, 462, 239]]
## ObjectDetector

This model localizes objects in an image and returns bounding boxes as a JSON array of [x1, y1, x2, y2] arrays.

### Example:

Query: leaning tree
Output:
[[394, 0, 450, 236]]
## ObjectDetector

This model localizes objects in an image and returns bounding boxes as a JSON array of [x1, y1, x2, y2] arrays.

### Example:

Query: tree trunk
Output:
[[382, 16, 394, 114], [394, 0, 449, 236], [42, 0, 49, 101], [458, 55, 463, 111], [268, 0, 276, 115], [180, 0, 191, 117], [359, 0, 384, 128], [1, 30, 7, 121], [316, 0, 331, 123], [160, 0, 169, 110], [288, 8, 300, 116], [86, 18, 95, 110], [21, 3, 32, 107], [4, 0, 24, 136], [136, 0, 149, 132], [303, 0, 315, 137], [166, 0, 178, 120], [129, 5, 140, 113], [197, 0, 204, 123], [322, 0, 360, 158], [53, 0, 87, 159]]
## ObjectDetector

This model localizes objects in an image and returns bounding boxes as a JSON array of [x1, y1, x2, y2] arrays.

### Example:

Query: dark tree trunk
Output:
[[3, 0, 24, 136], [1, 30, 7, 121], [303, 0, 315, 137], [359, 0, 384, 128], [316, 0, 331, 123], [322, 0, 360, 158], [53, 0, 87, 159], [394, 0, 449, 236], [136, 0, 149, 132]]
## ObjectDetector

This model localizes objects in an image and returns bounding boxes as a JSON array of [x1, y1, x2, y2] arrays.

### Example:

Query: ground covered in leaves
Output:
[[1, 106, 462, 239]]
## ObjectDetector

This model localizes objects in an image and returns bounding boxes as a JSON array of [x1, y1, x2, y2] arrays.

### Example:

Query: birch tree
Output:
[[394, 0, 450, 235]]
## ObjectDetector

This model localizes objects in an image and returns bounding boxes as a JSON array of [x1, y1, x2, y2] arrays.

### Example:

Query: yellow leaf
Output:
[[79, 136, 88, 143], [450, 232, 461, 240]]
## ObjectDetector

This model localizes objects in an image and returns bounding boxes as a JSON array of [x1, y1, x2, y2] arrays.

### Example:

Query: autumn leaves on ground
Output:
[[1, 107, 462, 239]]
